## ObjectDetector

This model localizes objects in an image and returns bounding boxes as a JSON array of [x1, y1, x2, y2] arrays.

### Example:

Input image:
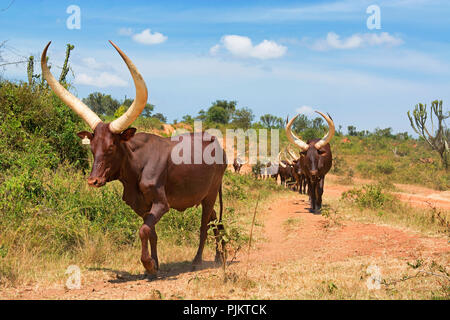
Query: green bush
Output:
[[341, 183, 396, 210]]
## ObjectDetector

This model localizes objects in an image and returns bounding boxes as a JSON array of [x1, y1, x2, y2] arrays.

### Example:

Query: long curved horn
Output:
[[314, 111, 335, 149], [277, 152, 287, 168], [41, 42, 102, 130], [109, 40, 148, 133], [286, 114, 309, 151], [283, 150, 293, 165], [287, 147, 298, 160]]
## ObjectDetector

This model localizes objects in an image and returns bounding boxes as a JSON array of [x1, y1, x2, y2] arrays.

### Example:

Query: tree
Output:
[[374, 127, 394, 138], [232, 107, 254, 129], [293, 114, 311, 132], [196, 109, 207, 121], [82, 92, 120, 116], [122, 97, 154, 118], [260, 114, 284, 129], [182, 114, 194, 124], [207, 105, 230, 124], [408, 100, 449, 169], [152, 113, 167, 123], [197, 100, 237, 124], [312, 117, 324, 129], [114, 105, 127, 118], [347, 125, 357, 136], [59, 44, 74, 83], [26, 43, 74, 87]]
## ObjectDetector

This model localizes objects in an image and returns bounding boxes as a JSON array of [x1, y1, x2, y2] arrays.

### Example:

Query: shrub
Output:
[[341, 184, 396, 210]]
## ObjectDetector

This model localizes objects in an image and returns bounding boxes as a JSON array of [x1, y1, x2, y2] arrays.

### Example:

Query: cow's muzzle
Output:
[[87, 177, 106, 187]]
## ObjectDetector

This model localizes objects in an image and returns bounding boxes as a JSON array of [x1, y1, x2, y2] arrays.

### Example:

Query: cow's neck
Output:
[[117, 142, 142, 187]]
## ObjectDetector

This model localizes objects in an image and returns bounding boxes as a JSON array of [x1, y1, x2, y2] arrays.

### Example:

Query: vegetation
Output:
[[0, 75, 283, 286], [408, 100, 449, 169], [0, 44, 448, 299]]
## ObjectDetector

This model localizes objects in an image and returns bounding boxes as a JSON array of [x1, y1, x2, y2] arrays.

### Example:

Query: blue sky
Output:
[[1, 0, 449, 134]]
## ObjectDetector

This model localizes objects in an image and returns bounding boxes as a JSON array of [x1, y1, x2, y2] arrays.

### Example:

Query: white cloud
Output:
[[310, 32, 403, 51], [80, 57, 111, 70], [118, 27, 133, 36], [209, 44, 221, 56], [296, 105, 315, 115], [132, 29, 168, 45], [74, 72, 128, 88], [211, 35, 287, 60]]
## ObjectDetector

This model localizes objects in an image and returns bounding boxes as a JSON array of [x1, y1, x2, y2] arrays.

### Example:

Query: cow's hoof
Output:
[[142, 258, 157, 275]]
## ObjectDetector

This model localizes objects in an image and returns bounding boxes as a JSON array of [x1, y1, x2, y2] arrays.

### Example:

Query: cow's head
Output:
[[41, 41, 148, 187], [286, 111, 335, 180]]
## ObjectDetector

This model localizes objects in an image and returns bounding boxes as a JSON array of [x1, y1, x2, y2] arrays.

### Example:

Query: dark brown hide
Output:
[[291, 159, 308, 194], [78, 123, 227, 273], [278, 161, 293, 187], [298, 138, 332, 213]]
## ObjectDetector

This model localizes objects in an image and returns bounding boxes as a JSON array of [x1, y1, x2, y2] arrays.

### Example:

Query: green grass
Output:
[[332, 135, 449, 190]]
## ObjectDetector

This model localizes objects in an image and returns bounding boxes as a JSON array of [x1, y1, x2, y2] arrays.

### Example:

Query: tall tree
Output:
[[82, 92, 120, 116], [408, 100, 449, 169], [260, 114, 284, 128], [232, 107, 254, 129], [122, 97, 154, 118]]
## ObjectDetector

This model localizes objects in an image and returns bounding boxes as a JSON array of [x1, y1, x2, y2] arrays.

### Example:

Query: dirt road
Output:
[[3, 189, 448, 300]]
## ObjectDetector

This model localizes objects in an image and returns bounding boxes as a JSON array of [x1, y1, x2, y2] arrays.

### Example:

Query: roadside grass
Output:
[[331, 136, 449, 191], [337, 183, 450, 236], [0, 169, 286, 288], [167, 256, 449, 300]]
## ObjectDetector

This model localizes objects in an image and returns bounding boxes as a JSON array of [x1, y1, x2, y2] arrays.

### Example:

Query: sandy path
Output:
[[3, 191, 448, 300], [249, 195, 448, 265]]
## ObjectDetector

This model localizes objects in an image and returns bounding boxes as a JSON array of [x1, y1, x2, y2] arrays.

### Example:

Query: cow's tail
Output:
[[218, 184, 223, 223]]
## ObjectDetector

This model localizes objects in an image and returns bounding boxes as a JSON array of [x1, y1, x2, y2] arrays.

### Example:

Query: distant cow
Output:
[[233, 158, 243, 173], [286, 111, 334, 213], [277, 152, 294, 187]]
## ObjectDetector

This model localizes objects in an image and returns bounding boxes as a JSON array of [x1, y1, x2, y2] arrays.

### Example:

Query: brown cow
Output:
[[286, 111, 335, 213], [285, 148, 308, 194], [41, 41, 227, 275], [277, 152, 294, 188], [233, 158, 243, 173]]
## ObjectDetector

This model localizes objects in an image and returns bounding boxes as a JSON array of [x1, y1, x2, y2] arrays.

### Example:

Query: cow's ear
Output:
[[77, 131, 93, 140], [120, 128, 137, 142]]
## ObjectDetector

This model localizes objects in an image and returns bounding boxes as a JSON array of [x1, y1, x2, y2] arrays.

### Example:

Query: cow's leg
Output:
[[298, 176, 303, 194], [308, 179, 316, 212], [139, 185, 169, 275], [316, 177, 325, 212], [193, 195, 216, 266], [302, 175, 308, 194], [139, 215, 159, 274]]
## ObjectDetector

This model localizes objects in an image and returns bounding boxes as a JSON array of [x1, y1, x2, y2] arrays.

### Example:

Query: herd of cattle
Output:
[[232, 109, 334, 213], [41, 41, 334, 275]]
